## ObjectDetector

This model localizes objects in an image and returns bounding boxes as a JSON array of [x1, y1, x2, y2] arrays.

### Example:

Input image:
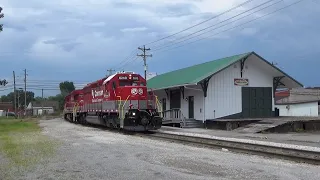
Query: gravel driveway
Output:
[[11, 118, 320, 180]]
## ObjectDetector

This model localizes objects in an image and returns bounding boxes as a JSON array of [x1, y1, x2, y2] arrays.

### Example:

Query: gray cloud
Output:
[[0, 0, 319, 73]]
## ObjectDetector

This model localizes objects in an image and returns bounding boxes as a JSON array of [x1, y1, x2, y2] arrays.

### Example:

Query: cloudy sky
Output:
[[0, 0, 320, 97]]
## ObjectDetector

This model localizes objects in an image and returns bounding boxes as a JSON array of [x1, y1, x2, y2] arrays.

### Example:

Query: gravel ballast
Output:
[[10, 118, 320, 180]]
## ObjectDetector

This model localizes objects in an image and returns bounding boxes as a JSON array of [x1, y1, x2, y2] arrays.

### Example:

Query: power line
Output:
[[153, 0, 306, 54], [118, 0, 280, 68], [143, 0, 255, 46], [113, 0, 256, 72], [111, 49, 139, 70], [116, 56, 139, 72], [152, 0, 281, 51]]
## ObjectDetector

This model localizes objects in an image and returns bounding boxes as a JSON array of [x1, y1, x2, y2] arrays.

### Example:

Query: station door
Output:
[[242, 87, 272, 118]]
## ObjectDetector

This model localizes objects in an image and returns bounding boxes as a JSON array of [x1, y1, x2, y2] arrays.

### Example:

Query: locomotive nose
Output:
[[130, 87, 146, 96]]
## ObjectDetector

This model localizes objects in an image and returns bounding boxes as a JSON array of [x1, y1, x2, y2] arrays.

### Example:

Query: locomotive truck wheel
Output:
[[81, 116, 85, 125], [82, 114, 87, 125], [141, 117, 149, 126]]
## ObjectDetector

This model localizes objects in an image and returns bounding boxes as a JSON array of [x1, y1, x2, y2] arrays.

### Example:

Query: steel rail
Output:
[[137, 131, 320, 165]]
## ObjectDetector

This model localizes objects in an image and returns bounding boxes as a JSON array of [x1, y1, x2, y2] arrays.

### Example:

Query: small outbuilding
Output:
[[147, 51, 303, 125], [275, 88, 320, 117], [26, 101, 59, 116]]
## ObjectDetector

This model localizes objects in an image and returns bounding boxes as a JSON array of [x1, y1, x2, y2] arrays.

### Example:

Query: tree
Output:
[[47, 94, 65, 110], [34, 96, 44, 102], [0, 7, 4, 32], [0, 95, 10, 102], [2, 90, 35, 109], [59, 81, 75, 96], [0, 79, 8, 86]]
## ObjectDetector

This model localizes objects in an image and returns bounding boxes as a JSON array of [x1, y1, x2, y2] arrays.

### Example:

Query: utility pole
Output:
[[13, 71, 16, 115], [24, 69, 27, 116], [137, 45, 152, 82], [107, 68, 115, 76], [41, 89, 44, 116], [17, 91, 20, 118]]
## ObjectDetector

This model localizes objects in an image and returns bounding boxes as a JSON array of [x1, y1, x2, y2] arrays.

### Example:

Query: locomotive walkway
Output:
[[147, 126, 320, 165]]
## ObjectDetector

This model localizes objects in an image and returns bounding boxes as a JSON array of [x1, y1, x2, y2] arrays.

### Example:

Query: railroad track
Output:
[[137, 131, 320, 165], [65, 120, 320, 165]]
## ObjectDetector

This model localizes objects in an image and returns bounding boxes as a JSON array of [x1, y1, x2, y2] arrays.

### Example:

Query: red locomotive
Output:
[[63, 71, 163, 131]]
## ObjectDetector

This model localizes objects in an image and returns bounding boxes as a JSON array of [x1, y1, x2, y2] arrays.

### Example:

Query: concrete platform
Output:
[[155, 126, 320, 148], [233, 117, 320, 133], [233, 119, 294, 133], [205, 117, 320, 132]]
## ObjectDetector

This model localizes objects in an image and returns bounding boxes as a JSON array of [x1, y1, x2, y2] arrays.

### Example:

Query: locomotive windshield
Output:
[[119, 81, 140, 86]]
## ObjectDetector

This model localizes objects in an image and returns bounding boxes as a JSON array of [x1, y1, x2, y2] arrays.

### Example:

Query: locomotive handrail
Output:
[[116, 96, 122, 117], [121, 95, 131, 120], [154, 95, 163, 117], [72, 102, 79, 122]]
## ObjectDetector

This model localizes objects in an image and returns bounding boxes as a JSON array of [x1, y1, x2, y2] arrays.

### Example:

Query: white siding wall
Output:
[[205, 54, 275, 119], [275, 102, 319, 117]]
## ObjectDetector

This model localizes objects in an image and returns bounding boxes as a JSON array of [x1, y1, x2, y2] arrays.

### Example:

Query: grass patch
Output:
[[0, 117, 59, 179]]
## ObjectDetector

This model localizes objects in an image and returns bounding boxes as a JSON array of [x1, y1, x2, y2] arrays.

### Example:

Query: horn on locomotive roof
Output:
[[116, 71, 135, 74]]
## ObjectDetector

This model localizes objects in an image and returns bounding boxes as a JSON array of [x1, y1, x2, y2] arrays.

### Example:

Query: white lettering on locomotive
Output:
[[95, 90, 103, 97], [138, 88, 143, 95], [92, 99, 103, 102], [92, 89, 104, 98]]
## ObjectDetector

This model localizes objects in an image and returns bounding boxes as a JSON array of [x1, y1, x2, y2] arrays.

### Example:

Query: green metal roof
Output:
[[147, 52, 252, 90], [147, 51, 304, 90]]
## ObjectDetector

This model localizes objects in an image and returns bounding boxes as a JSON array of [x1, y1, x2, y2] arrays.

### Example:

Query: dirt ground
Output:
[[2, 118, 320, 180]]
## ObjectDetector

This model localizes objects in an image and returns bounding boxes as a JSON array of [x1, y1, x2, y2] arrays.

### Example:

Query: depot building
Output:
[[147, 51, 303, 123]]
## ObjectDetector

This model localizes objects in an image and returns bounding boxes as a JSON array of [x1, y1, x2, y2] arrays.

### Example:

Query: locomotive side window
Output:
[[112, 81, 116, 89]]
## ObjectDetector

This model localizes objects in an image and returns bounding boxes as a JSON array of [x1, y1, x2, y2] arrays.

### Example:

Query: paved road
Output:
[[16, 119, 320, 180]]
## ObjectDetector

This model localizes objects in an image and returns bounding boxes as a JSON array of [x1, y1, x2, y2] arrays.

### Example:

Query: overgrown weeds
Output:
[[0, 118, 59, 180]]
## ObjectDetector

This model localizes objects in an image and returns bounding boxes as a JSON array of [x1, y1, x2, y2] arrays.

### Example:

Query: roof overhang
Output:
[[147, 82, 198, 92]]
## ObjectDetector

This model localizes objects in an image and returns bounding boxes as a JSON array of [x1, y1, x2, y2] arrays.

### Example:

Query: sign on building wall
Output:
[[234, 78, 249, 86]]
